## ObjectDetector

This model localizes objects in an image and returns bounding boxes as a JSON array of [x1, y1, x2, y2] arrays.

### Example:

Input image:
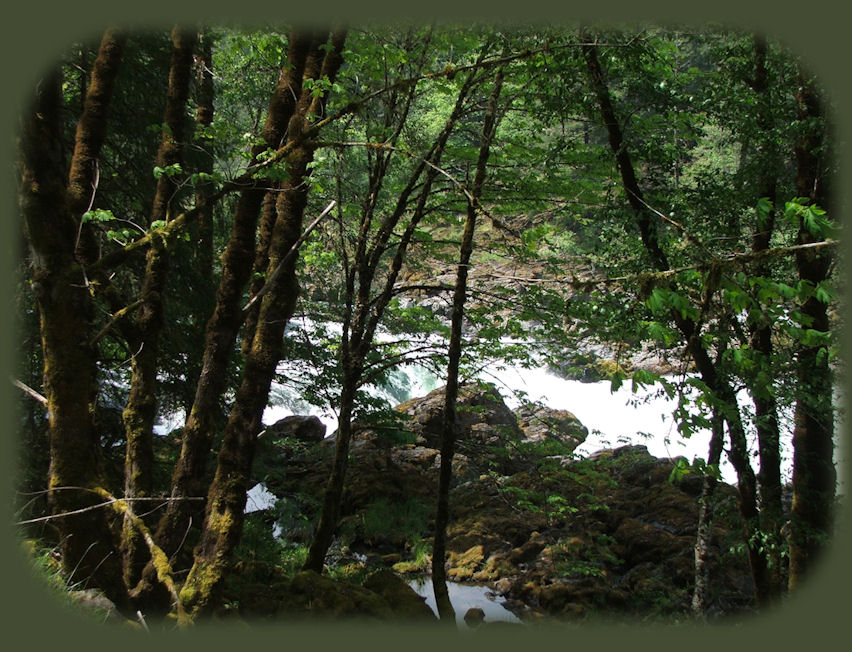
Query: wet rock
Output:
[[390, 445, 439, 470], [395, 382, 522, 453], [463, 607, 486, 627], [516, 404, 588, 449]]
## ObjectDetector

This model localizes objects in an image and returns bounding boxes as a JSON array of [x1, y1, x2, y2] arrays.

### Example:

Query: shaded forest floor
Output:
[[21, 381, 765, 629]]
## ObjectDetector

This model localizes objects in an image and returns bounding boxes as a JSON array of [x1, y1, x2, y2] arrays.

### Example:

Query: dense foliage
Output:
[[12, 23, 840, 626]]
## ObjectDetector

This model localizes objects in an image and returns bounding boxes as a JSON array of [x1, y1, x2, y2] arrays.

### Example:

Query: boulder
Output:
[[279, 570, 395, 620], [264, 414, 326, 443], [363, 569, 436, 621], [516, 403, 588, 449], [395, 382, 522, 451], [463, 607, 486, 627]]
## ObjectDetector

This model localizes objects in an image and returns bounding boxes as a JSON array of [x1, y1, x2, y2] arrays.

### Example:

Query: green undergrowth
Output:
[[20, 539, 123, 624]]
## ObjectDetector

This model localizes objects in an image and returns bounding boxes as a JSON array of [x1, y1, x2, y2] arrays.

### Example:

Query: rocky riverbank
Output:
[[28, 381, 755, 627], [232, 381, 755, 625]]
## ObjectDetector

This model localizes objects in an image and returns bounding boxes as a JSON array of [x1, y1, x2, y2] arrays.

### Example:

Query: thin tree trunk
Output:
[[303, 60, 480, 574], [433, 67, 504, 625], [180, 29, 347, 617], [120, 26, 197, 594], [183, 28, 218, 412], [241, 189, 279, 357], [692, 409, 724, 618], [788, 70, 835, 592], [746, 33, 785, 601], [581, 33, 772, 609]]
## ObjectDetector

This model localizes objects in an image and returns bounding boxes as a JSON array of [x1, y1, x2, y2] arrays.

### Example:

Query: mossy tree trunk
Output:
[[19, 52, 131, 612], [433, 66, 503, 625], [67, 28, 127, 263], [788, 70, 835, 592], [179, 29, 347, 618], [151, 30, 315, 573], [121, 27, 197, 593]]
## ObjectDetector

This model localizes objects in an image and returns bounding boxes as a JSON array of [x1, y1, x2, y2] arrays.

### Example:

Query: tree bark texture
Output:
[[788, 70, 836, 592], [120, 26, 197, 593], [153, 30, 316, 567], [19, 67, 130, 613], [180, 29, 347, 617], [67, 29, 127, 265]]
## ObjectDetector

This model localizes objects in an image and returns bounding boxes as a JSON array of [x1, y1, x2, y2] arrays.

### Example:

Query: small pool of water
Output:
[[408, 577, 522, 627]]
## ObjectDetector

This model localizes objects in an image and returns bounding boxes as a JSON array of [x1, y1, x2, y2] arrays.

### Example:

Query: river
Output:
[[157, 347, 844, 497], [407, 576, 522, 627]]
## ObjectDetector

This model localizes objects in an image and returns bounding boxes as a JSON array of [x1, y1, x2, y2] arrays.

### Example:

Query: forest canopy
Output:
[[9, 22, 842, 627]]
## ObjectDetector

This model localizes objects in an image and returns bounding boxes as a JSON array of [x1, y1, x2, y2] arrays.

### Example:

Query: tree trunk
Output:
[[180, 29, 347, 617], [184, 28, 218, 414], [692, 409, 724, 617], [746, 33, 785, 601], [152, 30, 316, 569], [19, 66, 130, 613], [433, 67, 503, 625], [67, 28, 127, 265], [117, 28, 197, 599], [581, 33, 773, 609], [303, 60, 481, 574], [788, 70, 835, 592]]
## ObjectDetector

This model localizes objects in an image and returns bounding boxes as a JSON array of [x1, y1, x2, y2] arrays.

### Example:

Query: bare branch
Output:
[[242, 200, 336, 314], [11, 377, 47, 405], [484, 239, 840, 289], [88, 298, 144, 346]]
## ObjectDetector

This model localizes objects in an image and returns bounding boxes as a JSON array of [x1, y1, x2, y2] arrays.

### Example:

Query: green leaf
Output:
[[756, 197, 773, 228], [82, 208, 116, 223], [814, 281, 837, 304], [153, 163, 183, 179]]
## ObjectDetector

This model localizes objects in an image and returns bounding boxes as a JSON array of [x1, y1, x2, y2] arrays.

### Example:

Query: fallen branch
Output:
[[16, 493, 204, 526]]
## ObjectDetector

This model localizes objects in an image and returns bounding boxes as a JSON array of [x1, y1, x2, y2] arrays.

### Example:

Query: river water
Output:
[[261, 361, 766, 487], [157, 343, 844, 501], [407, 576, 522, 627]]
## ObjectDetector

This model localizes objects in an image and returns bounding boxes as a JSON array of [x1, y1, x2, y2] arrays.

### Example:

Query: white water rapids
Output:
[[153, 338, 844, 509], [260, 361, 773, 488]]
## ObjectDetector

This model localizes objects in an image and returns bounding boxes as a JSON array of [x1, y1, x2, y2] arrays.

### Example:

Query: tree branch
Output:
[[11, 377, 48, 405], [242, 200, 336, 313]]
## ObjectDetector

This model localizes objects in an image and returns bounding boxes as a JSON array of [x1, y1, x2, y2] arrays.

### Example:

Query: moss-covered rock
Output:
[[363, 569, 436, 620], [278, 570, 395, 620]]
